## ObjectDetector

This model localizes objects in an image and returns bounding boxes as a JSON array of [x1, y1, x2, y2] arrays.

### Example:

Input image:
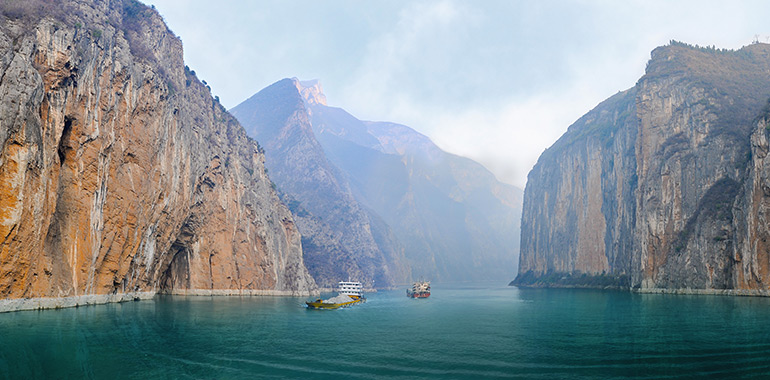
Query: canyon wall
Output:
[[517, 89, 638, 285], [515, 42, 770, 293], [0, 0, 316, 311]]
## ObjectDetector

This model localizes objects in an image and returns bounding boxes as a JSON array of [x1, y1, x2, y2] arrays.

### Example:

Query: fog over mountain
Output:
[[232, 79, 522, 285]]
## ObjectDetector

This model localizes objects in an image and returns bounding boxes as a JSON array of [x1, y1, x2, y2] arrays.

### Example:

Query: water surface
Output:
[[2, 284, 769, 379]]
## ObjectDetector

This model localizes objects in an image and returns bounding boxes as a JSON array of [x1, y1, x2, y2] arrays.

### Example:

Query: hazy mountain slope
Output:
[[515, 42, 770, 294], [304, 88, 523, 281], [0, 0, 316, 312], [230, 79, 407, 288]]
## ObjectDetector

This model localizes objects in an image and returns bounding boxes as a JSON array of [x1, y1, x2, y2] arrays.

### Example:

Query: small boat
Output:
[[306, 281, 366, 309], [407, 280, 430, 298]]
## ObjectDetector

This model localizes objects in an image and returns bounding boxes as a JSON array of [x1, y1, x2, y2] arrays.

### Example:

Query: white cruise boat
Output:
[[337, 281, 364, 297]]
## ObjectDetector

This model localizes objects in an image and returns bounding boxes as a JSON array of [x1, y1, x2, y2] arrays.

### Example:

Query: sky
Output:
[[143, 0, 770, 188]]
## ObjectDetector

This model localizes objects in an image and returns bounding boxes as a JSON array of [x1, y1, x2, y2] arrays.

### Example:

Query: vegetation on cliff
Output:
[[512, 270, 630, 289]]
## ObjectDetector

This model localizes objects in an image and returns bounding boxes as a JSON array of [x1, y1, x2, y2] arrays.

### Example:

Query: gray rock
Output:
[[515, 42, 770, 293]]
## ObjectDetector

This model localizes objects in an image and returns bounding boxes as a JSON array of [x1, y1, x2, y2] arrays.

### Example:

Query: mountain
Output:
[[514, 41, 770, 294], [230, 79, 407, 288], [0, 0, 316, 312], [233, 79, 523, 284], [312, 110, 523, 282]]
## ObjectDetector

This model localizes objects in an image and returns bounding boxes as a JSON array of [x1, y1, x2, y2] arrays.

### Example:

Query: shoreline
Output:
[[0, 292, 156, 313], [633, 287, 770, 297], [0, 288, 320, 313], [511, 284, 770, 297], [163, 289, 319, 297]]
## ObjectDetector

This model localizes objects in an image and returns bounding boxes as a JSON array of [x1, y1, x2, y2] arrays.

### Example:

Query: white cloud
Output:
[[432, 97, 581, 188], [146, 0, 770, 189], [369, 74, 633, 188], [340, 0, 478, 113]]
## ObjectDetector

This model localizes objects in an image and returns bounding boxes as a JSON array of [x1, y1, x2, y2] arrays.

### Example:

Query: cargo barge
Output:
[[306, 281, 365, 309]]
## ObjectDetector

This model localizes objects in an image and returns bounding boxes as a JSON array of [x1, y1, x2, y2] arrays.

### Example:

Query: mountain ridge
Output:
[[231, 78, 407, 288]]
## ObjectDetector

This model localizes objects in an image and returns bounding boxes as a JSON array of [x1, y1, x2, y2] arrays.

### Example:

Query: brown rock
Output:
[[0, 0, 316, 310]]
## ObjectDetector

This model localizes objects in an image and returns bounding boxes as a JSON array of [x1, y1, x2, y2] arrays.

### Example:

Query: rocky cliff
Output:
[[514, 42, 770, 294], [0, 0, 316, 311]]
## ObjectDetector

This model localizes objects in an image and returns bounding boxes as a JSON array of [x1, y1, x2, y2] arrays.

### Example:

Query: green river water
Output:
[[2, 283, 770, 379]]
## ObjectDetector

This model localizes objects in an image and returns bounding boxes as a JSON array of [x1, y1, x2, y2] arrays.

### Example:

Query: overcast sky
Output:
[[143, 0, 770, 188]]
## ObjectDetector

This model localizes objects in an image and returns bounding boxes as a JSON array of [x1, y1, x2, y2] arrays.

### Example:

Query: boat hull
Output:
[[407, 280, 431, 298], [305, 296, 365, 310]]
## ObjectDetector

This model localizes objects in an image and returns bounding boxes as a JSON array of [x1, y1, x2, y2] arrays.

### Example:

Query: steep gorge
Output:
[[0, 0, 316, 311]]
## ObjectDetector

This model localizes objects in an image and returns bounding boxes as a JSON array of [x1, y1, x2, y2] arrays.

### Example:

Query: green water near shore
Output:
[[2, 283, 770, 379]]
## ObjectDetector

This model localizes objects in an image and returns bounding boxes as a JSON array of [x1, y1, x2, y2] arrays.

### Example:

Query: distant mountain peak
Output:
[[234, 77, 523, 284], [364, 121, 443, 163], [293, 78, 327, 106]]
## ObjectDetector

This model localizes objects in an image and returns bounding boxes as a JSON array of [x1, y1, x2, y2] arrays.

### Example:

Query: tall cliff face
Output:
[[0, 0, 316, 309], [230, 79, 406, 288], [518, 89, 638, 281], [740, 112, 770, 289], [515, 42, 770, 293]]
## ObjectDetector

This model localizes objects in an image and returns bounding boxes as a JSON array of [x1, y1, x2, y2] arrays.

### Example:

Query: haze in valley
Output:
[[145, 0, 770, 188]]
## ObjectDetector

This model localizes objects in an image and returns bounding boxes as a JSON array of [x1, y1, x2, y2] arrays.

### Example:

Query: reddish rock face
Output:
[[0, 0, 316, 304]]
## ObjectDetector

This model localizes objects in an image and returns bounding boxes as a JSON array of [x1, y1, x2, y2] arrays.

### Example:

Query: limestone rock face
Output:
[[296, 79, 326, 106], [0, 0, 316, 306], [518, 89, 638, 281], [736, 112, 770, 291], [515, 42, 770, 293]]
